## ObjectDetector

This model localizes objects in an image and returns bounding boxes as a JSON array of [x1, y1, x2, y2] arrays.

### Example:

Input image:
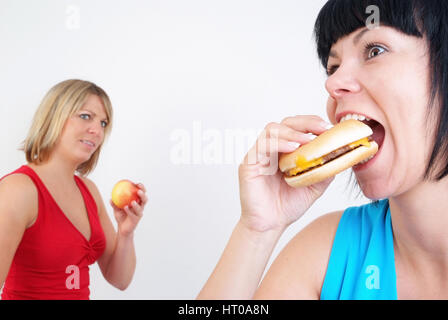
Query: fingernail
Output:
[[287, 142, 300, 149], [320, 122, 334, 129]]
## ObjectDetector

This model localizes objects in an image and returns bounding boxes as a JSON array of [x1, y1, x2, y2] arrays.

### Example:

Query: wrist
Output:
[[238, 215, 288, 235], [117, 230, 135, 241], [236, 218, 285, 247]]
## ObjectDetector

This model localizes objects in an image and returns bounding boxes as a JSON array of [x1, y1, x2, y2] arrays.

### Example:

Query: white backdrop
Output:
[[0, 0, 371, 299]]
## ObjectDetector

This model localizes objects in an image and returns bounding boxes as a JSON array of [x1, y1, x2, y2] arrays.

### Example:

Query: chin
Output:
[[73, 154, 93, 166], [356, 177, 392, 201]]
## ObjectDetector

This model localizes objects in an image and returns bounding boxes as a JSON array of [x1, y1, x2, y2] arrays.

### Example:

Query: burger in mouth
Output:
[[279, 117, 385, 188]]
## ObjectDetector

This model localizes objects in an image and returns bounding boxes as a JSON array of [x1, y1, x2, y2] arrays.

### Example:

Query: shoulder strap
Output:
[[320, 199, 397, 300]]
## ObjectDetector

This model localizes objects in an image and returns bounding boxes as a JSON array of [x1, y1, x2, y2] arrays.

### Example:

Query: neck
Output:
[[29, 153, 80, 181], [390, 176, 448, 270]]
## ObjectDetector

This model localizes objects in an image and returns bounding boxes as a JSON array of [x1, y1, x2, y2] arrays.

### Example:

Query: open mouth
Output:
[[80, 140, 96, 148], [361, 119, 385, 149], [352, 119, 386, 168], [336, 113, 386, 168], [338, 114, 386, 150]]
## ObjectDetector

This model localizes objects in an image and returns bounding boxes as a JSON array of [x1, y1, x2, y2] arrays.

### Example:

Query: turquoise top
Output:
[[320, 198, 397, 300]]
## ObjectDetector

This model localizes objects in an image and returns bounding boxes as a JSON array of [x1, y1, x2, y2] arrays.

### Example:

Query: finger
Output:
[[123, 204, 134, 217], [113, 205, 125, 221], [130, 200, 144, 217], [280, 115, 333, 135], [244, 138, 303, 166], [136, 183, 146, 193], [137, 189, 148, 205], [263, 122, 315, 143], [307, 175, 335, 196], [256, 138, 305, 157], [110, 199, 120, 211], [124, 201, 143, 218]]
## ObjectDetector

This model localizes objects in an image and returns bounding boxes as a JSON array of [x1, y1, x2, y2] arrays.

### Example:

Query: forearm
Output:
[[197, 219, 284, 299], [104, 233, 136, 290]]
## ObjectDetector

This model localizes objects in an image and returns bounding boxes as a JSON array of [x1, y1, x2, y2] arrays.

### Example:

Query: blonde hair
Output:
[[22, 79, 113, 176]]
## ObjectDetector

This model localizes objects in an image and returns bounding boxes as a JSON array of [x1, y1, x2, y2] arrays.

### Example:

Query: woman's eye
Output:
[[101, 121, 108, 128], [326, 65, 339, 76], [326, 43, 386, 76], [80, 114, 90, 120], [365, 43, 387, 59]]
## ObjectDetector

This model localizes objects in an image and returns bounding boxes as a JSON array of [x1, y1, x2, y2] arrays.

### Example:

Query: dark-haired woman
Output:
[[198, 0, 448, 300]]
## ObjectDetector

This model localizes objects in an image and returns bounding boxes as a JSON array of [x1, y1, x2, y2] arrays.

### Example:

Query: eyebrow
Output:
[[328, 27, 370, 59]]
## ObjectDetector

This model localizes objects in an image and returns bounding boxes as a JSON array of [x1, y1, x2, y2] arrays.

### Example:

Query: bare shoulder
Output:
[[0, 173, 38, 227], [254, 210, 344, 299], [0, 172, 35, 189], [78, 176, 101, 201]]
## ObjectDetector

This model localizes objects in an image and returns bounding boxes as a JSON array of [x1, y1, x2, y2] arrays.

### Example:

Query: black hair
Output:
[[314, 0, 448, 204]]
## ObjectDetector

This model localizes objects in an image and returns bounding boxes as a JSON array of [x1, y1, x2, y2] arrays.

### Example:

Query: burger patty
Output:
[[288, 136, 374, 177], [321, 144, 353, 163]]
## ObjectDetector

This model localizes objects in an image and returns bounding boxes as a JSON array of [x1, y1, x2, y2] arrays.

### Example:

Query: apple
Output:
[[111, 179, 141, 209]]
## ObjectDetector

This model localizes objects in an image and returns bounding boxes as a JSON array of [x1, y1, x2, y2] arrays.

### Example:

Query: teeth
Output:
[[339, 113, 371, 123], [358, 154, 375, 165], [82, 140, 94, 147]]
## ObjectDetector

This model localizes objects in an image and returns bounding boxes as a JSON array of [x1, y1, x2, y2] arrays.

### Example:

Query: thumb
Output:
[[113, 208, 126, 223], [110, 200, 125, 220], [307, 175, 335, 197]]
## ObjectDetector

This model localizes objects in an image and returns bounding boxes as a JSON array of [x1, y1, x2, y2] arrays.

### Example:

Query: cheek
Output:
[[60, 118, 86, 144], [58, 121, 74, 143], [363, 65, 432, 182], [326, 97, 337, 124], [366, 57, 430, 137], [99, 129, 106, 141]]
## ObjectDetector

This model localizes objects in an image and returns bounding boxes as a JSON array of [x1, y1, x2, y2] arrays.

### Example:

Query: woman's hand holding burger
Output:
[[238, 115, 335, 233], [197, 115, 336, 299], [198, 115, 378, 299]]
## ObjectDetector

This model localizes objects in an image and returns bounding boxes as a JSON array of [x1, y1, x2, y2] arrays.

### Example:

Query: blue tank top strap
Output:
[[320, 198, 397, 300]]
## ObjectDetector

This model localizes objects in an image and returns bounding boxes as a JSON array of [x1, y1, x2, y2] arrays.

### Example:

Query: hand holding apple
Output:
[[111, 180, 141, 209], [110, 180, 147, 237]]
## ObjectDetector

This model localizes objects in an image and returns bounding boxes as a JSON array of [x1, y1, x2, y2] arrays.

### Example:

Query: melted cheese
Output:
[[288, 137, 371, 176], [348, 137, 370, 149]]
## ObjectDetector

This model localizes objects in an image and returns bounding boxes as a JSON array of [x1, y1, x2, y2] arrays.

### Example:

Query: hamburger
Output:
[[278, 119, 379, 188]]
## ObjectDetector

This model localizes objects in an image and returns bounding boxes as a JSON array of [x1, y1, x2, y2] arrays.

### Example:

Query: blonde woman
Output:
[[0, 79, 147, 299]]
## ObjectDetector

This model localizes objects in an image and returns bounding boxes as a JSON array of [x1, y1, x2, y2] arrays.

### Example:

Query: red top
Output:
[[1, 165, 106, 300]]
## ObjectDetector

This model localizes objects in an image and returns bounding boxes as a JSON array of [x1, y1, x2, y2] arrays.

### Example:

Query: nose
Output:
[[87, 121, 103, 137], [325, 63, 362, 100]]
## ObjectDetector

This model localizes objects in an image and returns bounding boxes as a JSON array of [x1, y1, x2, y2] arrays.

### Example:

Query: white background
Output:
[[0, 0, 371, 299]]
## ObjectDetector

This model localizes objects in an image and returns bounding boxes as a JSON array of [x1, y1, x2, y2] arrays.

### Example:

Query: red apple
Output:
[[111, 179, 141, 209]]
